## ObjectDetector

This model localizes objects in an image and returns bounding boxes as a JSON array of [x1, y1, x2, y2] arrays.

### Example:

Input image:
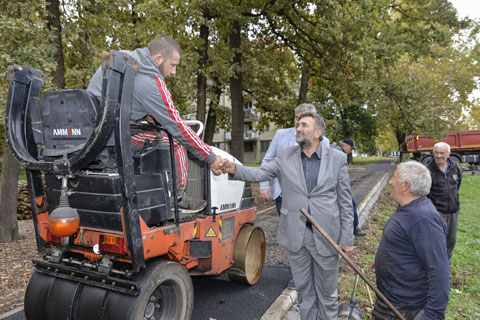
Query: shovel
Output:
[[338, 274, 364, 320], [300, 208, 406, 320]]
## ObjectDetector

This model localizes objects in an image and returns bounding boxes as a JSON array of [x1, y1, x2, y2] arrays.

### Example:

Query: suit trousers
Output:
[[288, 226, 339, 320]]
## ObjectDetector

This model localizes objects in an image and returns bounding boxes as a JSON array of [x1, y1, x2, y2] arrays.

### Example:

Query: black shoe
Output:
[[287, 278, 295, 289], [354, 227, 366, 236], [177, 195, 207, 213]]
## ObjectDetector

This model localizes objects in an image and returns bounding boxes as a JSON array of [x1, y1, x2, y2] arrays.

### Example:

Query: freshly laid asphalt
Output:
[[192, 266, 291, 320], [0, 158, 396, 320]]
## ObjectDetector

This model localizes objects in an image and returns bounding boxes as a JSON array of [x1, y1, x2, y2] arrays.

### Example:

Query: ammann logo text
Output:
[[53, 128, 82, 136], [219, 202, 237, 211]]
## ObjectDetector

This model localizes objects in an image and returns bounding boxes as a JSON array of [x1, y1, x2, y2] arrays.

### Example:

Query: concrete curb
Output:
[[0, 306, 23, 320], [357, 172, 390, 228], [261, 288, 298, 320]]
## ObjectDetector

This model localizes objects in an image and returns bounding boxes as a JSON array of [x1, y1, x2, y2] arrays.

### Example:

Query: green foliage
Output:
[[0, 1, 57, 156], [373, 1, 480, 145], [376, 129, 399, 155], [2, 0, 479, 156]]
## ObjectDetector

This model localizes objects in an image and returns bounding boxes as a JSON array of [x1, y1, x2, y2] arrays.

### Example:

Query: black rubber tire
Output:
[[450, 154, 461, 166], [45, 277, 80, 319], [103, 259, 193, 320], [420, 154, 433, 166], [75, 285, 108, 319], [24, 272, 55, 320]]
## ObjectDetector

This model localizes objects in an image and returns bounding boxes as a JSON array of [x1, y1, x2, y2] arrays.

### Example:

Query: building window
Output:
[[244, 124, 253, 131], [244, 141, 254, 152], [261, 140, 271, 152], [214, 142, 226, 150]]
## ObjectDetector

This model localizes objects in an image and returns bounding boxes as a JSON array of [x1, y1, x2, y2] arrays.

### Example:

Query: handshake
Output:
[[210, 156, 237, 176]]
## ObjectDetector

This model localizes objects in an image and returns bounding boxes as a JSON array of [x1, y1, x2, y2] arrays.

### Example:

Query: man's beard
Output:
[[158, 62, 166, 76], [296, 132, 312, 147]]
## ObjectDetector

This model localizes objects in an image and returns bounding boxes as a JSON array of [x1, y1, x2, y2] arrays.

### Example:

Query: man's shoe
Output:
[[287, 278, 295, 289], [354, 227, 366, 236], [177, 195, 207, 213]]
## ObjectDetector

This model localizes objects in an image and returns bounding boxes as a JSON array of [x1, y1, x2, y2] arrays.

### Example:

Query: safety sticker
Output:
[[205, 227, 217, 238], [218, 217, 223, 241]]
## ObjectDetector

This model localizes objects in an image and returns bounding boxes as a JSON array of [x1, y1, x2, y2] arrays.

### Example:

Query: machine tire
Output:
[[227, 225, 266, 285], [25, 260, 192, 320], [103, 259, 193, 320], [450, 154, 461, 166], [420, 154, 433, 166], [24, 271, 55, 320]]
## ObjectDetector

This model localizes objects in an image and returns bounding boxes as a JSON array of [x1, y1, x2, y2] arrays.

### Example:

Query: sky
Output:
[[450, 0, 480, 20]]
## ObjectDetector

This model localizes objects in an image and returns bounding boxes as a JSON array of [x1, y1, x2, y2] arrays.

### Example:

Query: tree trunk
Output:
[[46, 0, 65, 88], [196, 10, 209, 126], [0, 147, 20, 242], [229, 21, 244, 162], [204, 77, 222, 145], [297, 66, 309, 106], [395, 129, 407, 163]]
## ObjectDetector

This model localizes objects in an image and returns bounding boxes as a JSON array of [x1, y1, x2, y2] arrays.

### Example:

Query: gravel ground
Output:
[[254, 209, 289, 267]]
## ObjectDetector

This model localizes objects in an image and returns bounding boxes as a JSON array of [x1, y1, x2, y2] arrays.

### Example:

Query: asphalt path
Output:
[[2, 158, 396, 320], [192, 266, 291, 320], [349, 158, 396, 204]]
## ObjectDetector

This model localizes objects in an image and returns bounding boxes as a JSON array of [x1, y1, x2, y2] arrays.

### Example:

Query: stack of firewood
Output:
[[17, 181, 33, 220]]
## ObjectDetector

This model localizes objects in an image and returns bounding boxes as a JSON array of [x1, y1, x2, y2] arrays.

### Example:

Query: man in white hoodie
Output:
[[88, 35, 222, 211]]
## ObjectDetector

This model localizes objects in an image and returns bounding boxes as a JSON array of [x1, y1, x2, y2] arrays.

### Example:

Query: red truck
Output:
[[405, 130, 480, 165]]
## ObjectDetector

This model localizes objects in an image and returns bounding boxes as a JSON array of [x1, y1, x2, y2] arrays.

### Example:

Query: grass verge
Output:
[[349, 156, 391, 168], [337, 174, 480, 319]]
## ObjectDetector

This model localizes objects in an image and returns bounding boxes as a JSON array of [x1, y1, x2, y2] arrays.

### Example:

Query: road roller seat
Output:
[[29, 89, 104, 160], [28, 87, 173, 230]]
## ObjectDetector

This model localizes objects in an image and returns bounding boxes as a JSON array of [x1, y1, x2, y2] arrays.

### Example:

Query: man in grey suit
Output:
[[221, 113, 354, 320]]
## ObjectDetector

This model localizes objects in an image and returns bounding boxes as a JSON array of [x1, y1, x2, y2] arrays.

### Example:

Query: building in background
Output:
[[210, 94, 278, 164]]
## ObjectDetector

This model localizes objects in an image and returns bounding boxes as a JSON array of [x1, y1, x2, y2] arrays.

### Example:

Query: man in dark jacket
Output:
[[427, 142, 462, 262], [371, 161, 450, 320]]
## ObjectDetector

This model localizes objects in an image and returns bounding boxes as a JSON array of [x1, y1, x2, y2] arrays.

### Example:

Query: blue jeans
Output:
[[353, 198, 358, 229], [275, 196, 282, 215]]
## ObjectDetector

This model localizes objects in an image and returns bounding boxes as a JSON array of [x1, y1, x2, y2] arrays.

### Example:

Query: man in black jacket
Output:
[[427, 142, 462, 263]]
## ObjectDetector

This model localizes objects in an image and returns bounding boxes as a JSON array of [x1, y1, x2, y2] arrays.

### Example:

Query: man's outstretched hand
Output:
[[220, 158, 237, 174], [210, 155, 224, 176]]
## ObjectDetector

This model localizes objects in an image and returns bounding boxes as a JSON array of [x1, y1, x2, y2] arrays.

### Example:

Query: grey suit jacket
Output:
[[233, 144, 354, 256]]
